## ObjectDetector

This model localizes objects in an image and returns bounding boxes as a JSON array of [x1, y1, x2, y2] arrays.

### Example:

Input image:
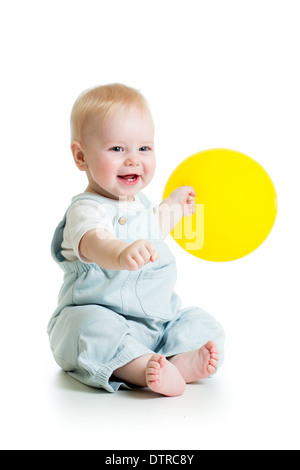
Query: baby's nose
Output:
[[124, 154, 141, 166]]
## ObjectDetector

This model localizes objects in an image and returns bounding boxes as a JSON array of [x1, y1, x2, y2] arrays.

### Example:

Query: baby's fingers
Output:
[[121, 240, 159, 271], [132, 249, 150, 269], [130, 243, 155, 269], [144, 241, 159, 263], [121, 253, 139, 271], [184, 186, 196, 198]]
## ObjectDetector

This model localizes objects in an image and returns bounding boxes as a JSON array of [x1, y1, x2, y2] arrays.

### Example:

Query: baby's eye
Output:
[[139, 146, 150, 152], [110, 146, 124, 152]]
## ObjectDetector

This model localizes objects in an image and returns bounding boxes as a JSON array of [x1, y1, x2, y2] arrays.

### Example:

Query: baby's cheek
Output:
[[144, 159, 156, 179], [95, 160, 117, 182]]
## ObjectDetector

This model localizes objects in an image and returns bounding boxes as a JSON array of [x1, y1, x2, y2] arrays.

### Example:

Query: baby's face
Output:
[[81, 105, 156, 200]]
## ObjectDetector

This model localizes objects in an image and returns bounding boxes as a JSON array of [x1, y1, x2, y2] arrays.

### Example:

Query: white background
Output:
[[1, 0, 299, 450]]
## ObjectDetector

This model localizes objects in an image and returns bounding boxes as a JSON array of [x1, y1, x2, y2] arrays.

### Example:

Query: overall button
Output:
[[118, 217, 127, 225]]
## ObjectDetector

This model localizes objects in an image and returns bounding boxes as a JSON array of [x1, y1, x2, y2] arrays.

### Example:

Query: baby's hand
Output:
[[169, 186, 197, 217], [119, 240, 159, 271]]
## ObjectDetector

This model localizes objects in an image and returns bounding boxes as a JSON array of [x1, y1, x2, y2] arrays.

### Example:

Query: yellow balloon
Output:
[[163, 149, 278, 262]]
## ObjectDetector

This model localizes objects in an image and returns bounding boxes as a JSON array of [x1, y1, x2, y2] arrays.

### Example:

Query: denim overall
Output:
[[48, 192, 224, 392]]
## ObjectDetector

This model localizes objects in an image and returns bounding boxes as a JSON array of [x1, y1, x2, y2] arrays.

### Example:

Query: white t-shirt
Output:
[[61, 194, 145, 262]]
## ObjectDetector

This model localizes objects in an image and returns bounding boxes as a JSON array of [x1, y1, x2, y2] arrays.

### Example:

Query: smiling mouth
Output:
[[117, 174, 141, 185]]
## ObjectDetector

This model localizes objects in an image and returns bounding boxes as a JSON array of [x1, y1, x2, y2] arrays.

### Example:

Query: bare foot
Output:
[[146, 354, 186, 397], [169, 341, 219, 383]]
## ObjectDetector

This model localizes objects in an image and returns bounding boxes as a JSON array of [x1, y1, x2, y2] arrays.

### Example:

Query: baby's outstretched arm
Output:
[[159, 186, 196, 239], [79, 229, 159, 271]]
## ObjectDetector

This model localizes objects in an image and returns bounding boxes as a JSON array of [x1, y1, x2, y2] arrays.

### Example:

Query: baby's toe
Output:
[[207, 364, 216, 374], [209, 358, 218, 368]]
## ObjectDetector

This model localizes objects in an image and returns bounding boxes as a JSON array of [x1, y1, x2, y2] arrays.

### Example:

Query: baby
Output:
[[48, 84, 225, 396]]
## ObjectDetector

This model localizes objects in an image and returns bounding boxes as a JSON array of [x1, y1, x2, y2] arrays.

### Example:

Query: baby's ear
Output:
[[71, 141, 88, 171]]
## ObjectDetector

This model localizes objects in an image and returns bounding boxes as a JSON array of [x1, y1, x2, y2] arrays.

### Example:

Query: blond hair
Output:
[[70, 83, 149, 142]]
